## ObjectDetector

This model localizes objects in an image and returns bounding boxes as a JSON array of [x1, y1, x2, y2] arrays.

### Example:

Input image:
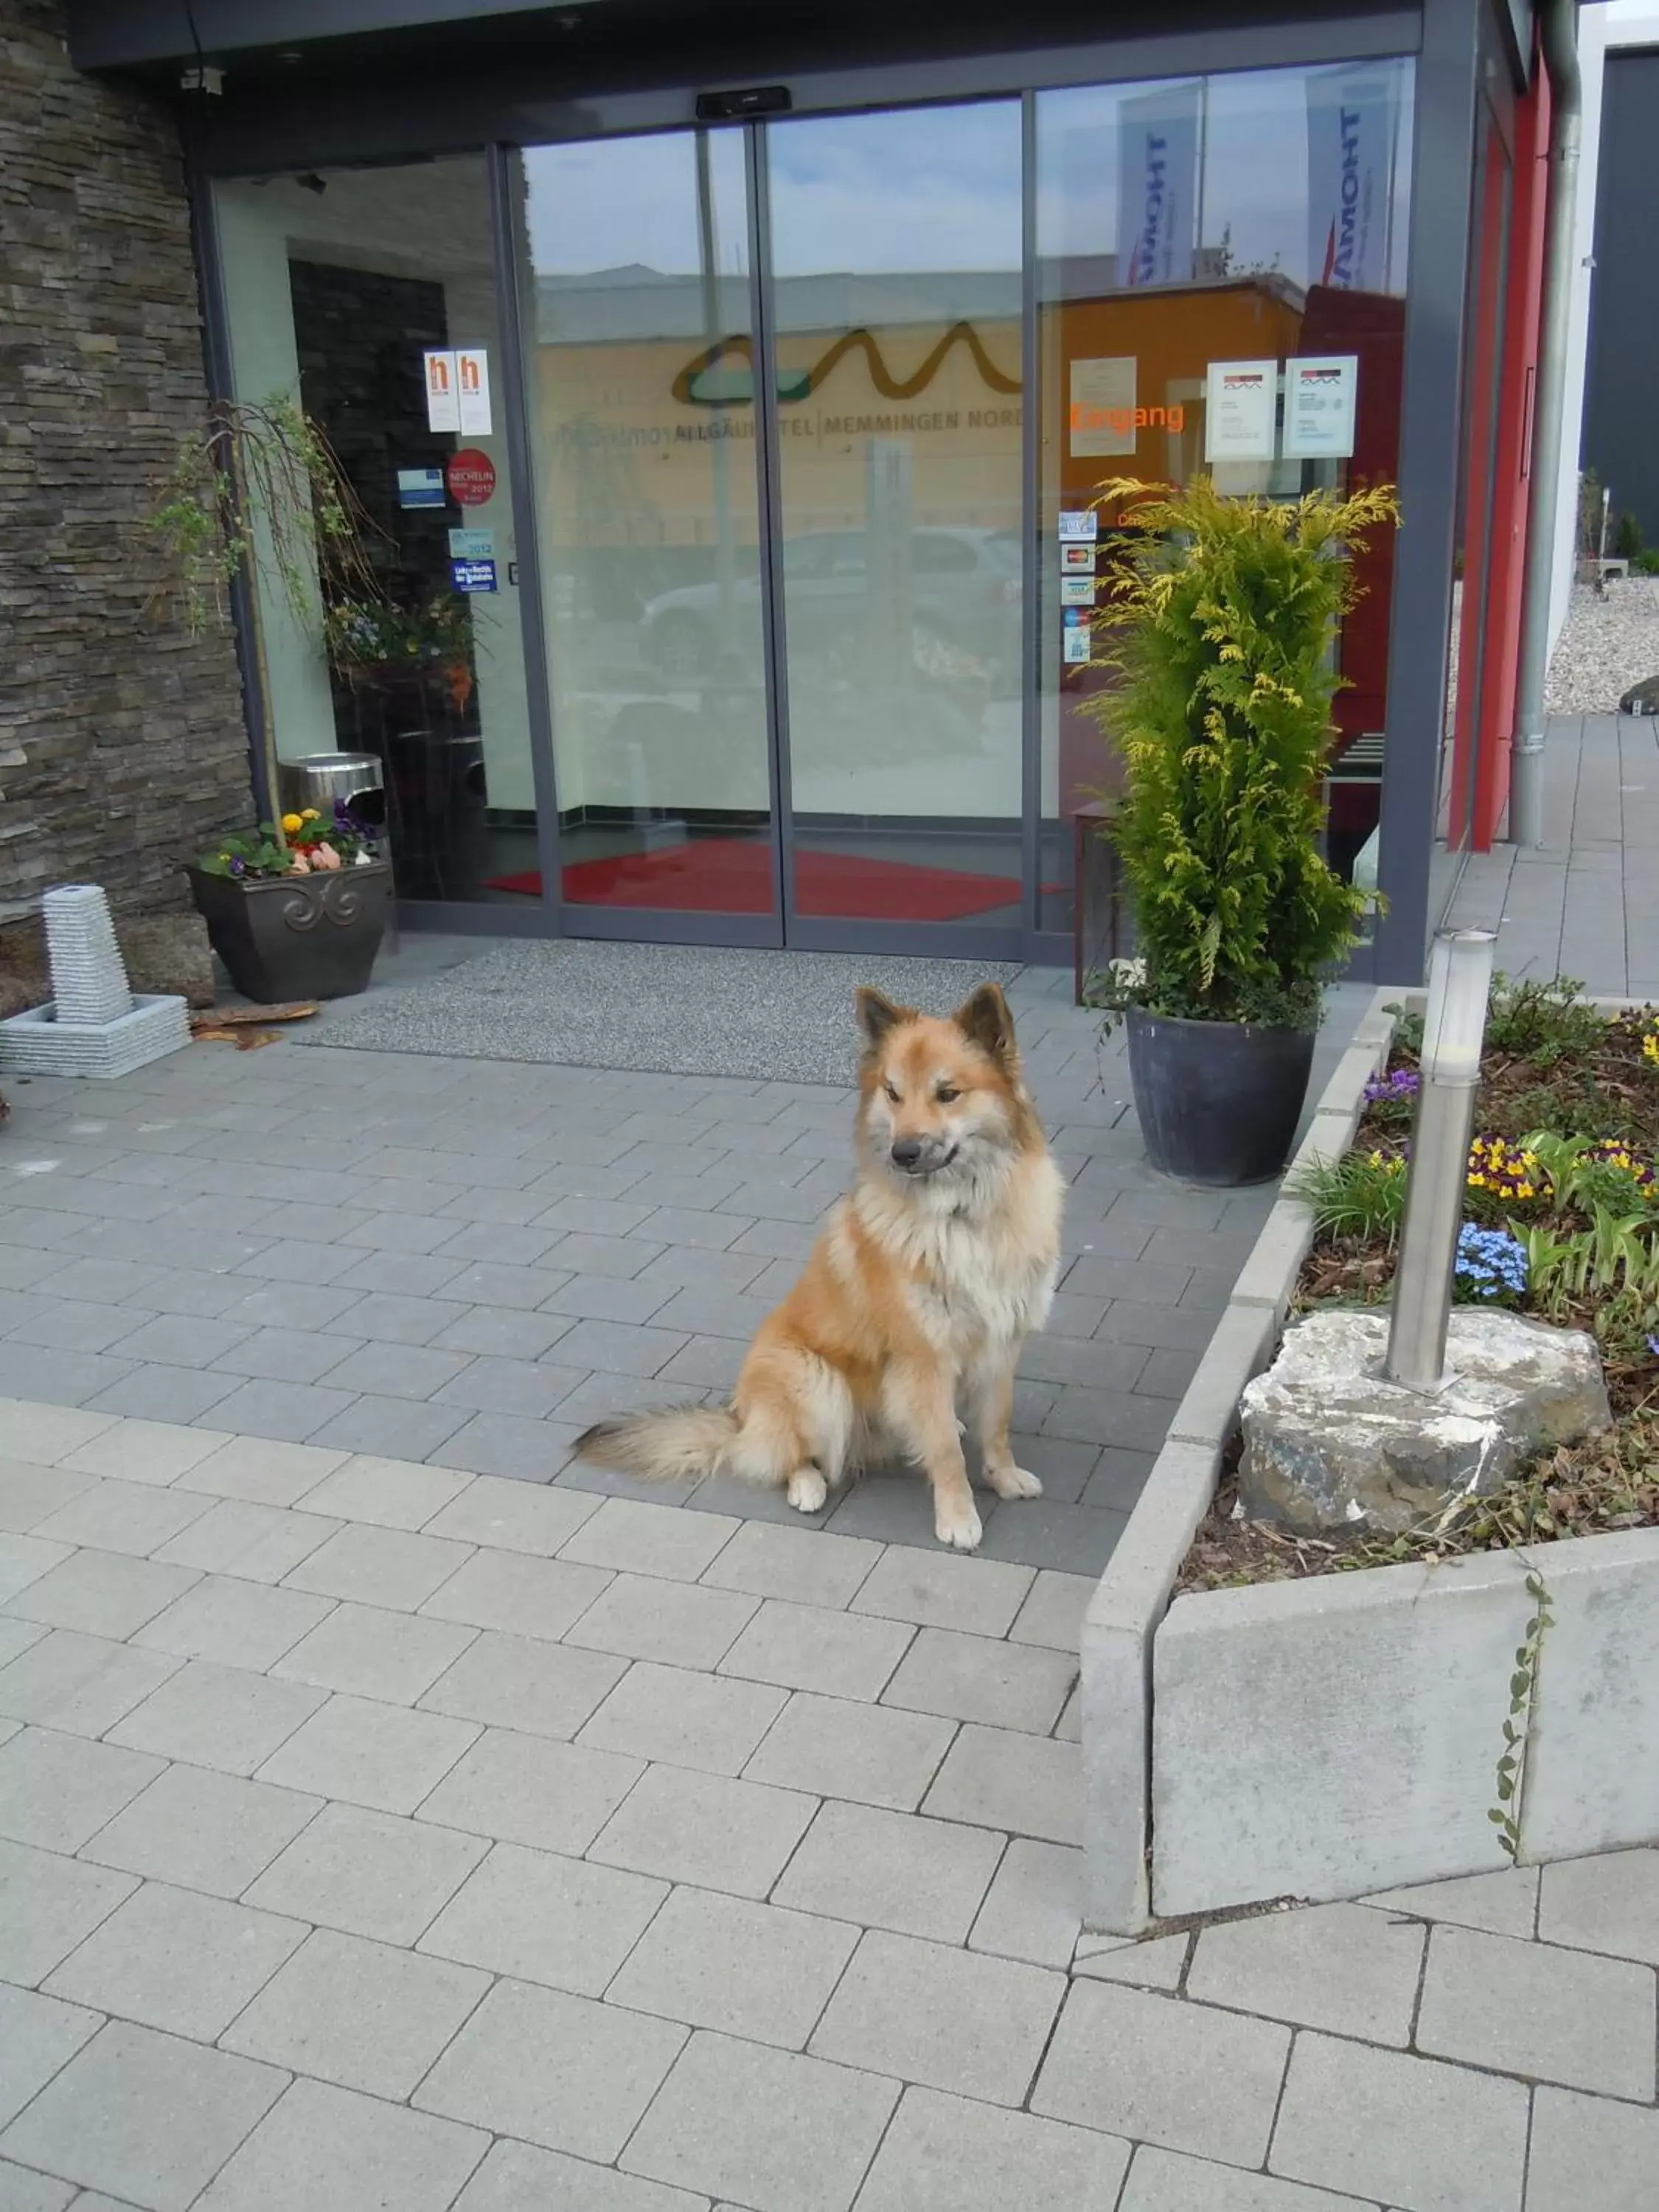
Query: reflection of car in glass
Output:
[[639, 527, 1023, 686]]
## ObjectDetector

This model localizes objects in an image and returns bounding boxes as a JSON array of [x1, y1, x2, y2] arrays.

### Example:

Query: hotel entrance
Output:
[[211, 44, 1415, 965]]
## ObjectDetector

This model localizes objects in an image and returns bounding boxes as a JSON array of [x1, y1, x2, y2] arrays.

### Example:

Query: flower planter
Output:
[[1082, 987, 1659, 1936], [187, 860, 391, 1005], [1127, 1006, 1316, 1186]]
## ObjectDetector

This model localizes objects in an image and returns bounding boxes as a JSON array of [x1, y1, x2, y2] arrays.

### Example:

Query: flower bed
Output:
[[1180, 978, 1659, 1592]]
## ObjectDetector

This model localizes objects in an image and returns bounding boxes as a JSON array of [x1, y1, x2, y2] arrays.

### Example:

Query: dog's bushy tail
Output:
[[574, 1404, 742, 1484]]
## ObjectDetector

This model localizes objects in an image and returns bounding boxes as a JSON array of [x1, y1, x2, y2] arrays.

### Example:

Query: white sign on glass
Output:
[[456, 347, 493, 437], [1282, 355, 1359, 459], [1068, 356, 1138, 459], [422, 349, 460, 433], [1204, 359, 1278, 462]]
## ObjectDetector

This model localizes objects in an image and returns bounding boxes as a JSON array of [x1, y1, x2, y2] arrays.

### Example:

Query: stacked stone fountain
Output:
[[0, 886, 189, 1079]]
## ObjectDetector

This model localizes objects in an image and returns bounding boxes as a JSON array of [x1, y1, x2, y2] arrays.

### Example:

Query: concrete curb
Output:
[[1082, 986, 1399, 1934]]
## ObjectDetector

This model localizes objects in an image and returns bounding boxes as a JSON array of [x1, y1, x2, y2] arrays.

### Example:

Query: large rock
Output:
[[1239, 1307, 1610, 1533], [1619, 672, 1659, 716]]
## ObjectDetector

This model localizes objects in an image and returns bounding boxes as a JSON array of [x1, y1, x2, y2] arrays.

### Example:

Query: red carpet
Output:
[[489, 838, 1023, 922]]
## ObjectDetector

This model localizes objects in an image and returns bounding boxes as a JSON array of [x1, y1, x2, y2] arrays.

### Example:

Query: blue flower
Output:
[[1648, 1334, 1659, 1362], [1454, 1223, 1528, 1301]]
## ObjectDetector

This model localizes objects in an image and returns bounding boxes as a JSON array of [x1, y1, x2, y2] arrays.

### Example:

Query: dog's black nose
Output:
[[891, 1137, 924, 1169]]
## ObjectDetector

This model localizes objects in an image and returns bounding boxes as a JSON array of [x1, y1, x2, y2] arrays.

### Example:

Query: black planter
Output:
[[1126, 1006, 1317, 1186], [188, 861, 391, 1004]]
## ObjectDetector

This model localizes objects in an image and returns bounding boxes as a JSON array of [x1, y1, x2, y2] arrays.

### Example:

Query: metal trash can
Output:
[[275, 751, 397, 954]]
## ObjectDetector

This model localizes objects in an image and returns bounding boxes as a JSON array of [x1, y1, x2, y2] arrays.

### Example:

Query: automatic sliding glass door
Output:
[[518, 129, 779, 932], [765, 102, 1027, 942]]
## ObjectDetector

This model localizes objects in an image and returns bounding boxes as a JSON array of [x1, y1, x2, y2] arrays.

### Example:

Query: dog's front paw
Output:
[[786, 1468, 829, 1514], [935, 1500, 984, 1551], [986, 1462, 1043, 1501]]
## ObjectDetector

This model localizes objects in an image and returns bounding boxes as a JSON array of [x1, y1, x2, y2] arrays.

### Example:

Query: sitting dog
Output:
[[575, 981, 1063, 1550]]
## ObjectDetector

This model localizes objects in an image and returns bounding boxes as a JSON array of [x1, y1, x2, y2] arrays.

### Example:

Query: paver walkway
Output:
[[1, 1396, 1654, 2211], [1444, 712, 1659, 997]]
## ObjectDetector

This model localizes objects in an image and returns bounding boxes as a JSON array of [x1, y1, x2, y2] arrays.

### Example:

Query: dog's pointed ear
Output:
[[855, 987, 913, 1051], [955, 981, 1015, 1060]]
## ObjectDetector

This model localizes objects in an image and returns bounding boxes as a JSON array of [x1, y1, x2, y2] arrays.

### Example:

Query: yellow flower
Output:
[[281, 812, 303, 835], [302, 808, 320, 821]]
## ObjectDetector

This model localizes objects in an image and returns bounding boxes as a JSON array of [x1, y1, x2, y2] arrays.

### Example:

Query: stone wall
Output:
[[0, 0, 250, 936]]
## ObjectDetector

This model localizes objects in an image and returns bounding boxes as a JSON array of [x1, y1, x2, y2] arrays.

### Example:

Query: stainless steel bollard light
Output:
[[1384, 928, 1498, 1391]]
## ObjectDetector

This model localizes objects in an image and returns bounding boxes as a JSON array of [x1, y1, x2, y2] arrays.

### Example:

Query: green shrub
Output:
[[1086, 474, 1398, 1030], [1286, 1147, 1408, 1248]]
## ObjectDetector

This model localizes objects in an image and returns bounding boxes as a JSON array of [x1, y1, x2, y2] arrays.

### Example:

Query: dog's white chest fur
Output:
[[858, 1156, 1063, 1359]]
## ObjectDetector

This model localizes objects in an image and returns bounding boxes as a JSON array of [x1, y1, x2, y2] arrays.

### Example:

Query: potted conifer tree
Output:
[[1088, 474, 1397, 1186]]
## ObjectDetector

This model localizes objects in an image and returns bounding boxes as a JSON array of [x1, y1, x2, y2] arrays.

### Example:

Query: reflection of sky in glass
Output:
[[523, 60, 1412, 293]]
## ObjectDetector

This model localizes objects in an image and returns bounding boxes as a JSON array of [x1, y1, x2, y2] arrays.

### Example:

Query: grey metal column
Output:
[[1371, 0, 1484, 986], [1019, 88, 1043, 950], [746, 119, 796, 949]]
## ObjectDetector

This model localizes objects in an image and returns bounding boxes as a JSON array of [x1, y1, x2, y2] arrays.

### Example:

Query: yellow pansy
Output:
[[280, 812, 303, 835]]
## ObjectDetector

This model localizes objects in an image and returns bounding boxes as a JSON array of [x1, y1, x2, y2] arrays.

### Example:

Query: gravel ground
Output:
[[1546, 574, 1659, 713]]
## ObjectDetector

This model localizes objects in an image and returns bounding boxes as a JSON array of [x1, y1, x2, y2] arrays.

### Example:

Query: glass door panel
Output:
[[765, 103, 1026, 932], [518, 131, 776, 919]]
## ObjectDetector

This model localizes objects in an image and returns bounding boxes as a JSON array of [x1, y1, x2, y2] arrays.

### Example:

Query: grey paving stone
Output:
[[29, 1479, 212, 1562], [333, 1248, 472, 1296], [223, 1926, 489, 2099], [533, 1195, 661, 1238], [577, 1660, 787, 1777], [1081, 1445, 1160, 1512], [420, 1548, 613, 1642], [1033, 1979, 1290, 2168], [540, 1273, 676, 1325], [610, 1883, 857, 2048], [274, 1602, 477, 1705], [0, 1349, 138, 1412], [296, 1453, 472, 1531], [700, 1520, 880, 1609], [0, 1729, 161, 1854], [6, 1301, 147, 1356], [852, 1546, 1032, 1638], [0, 1839, 133, 1993], [540, 1230, 664, 1281], [170, 1434, 347, 1508], [97, 1316, 251, 1371], [434, 1413, 582, 1482], [0, 1630, 180, 1738], [561, 1496, 738, 1581], [1189, 1901, 1427, 2047], [1416, 1924, 1655, 2099], [773, 1798, 1002, 1944], [1065, 1256, 1192, 1305], [0, 2020, 285, 2212], [883, 1626, 1075, 1734], [824, 1474, 967, 1548], [717, 1598, 912, 1702], [976, 1498, 1127, 1575], [420, 1840, 664, 1996], [857, 2085, 1133, 2212], [194, 2077, 487, 2212], [431, 1357, 585, 1419], [0, 1983, 102, 2132], [415, 1977, 686, 2164], [0, 1460, 94, 1536], [979, 1433, 1101, 1505], [620, 2029, 898, 2212], [312, 1339, 475, 1403], [192, 1378, 359, 1445], [968, 1838, 1083, 1969], [1537, 1848, 1659, 1966], [307, 1392, 472, 1464], [246, 1801, 487, 1945], [1269, 2030, 1529, 2212], [108, 1660, 326, 1778], [1042, 1386, 1175, 1451], [424, 1472, 600, 1556], [567, 1573, 757, 1670], [1016, 1332, 1149, 1388], [327, 1291, 455, 1346], [452, 2139, 705, 2212], [1119, 2145, 1377, 2212], [1526, 2083, 1659, 2212], [0, 2154, 75, 2209], [258, 1692, 478, 1815], [218, 1282, 364, 1335], [554, 1318, 689, 1377], [428, 1305, 576, 1360], [417, 1728, 642, 1854], [745, 1689, 954, 1813], [812, 1927, 1062, 2106], [44, 1879, 306, 2040], [1007, 1571, 1096, 1652], [591, 1763, 815, 1898], [421, 1630, 625, 1739], [149, 1500, 342, 1584], [235, 1239, 363, 1287], [282, 1522, 472, 1611], [924, 1724, 1081, 1845], [0, 1405, 116, 1468], [81, 1764, 321, 1900]]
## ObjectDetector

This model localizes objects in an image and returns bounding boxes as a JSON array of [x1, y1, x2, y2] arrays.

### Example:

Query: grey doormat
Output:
[[293, 940, 1023, 1085]]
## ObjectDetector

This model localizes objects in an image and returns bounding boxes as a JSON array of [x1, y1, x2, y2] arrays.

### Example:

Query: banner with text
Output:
[[1305, 65, 1401, 293], [1116, 83, 1202, 291]]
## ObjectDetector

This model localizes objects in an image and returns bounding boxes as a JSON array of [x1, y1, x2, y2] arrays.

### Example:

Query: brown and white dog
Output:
[[574, 982, 1064, 1550]]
